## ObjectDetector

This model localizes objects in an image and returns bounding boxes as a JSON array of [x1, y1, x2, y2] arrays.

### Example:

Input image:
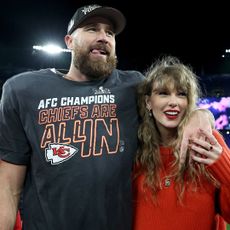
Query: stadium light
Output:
[[33, 44, 71, 55]]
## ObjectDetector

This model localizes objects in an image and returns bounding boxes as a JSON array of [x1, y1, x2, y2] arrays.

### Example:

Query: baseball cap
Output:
[[67, 4, 126, 35]]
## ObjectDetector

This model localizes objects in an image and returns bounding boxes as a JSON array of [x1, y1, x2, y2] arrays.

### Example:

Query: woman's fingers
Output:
[[189, 129, 222, 165]]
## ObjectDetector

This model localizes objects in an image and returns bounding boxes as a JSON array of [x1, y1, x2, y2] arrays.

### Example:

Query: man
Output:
[[0, 4, 213, 230]]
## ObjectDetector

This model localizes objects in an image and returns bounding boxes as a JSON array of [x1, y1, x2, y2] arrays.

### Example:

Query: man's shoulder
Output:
[[4, 68, 59, 89], [8, 68, 54, 81], [113, 69, 145, 82]]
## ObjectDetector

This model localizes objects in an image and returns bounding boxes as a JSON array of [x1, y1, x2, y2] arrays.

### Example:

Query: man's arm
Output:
[[180, 108, 215, 164], [0, 161, 26, 230]]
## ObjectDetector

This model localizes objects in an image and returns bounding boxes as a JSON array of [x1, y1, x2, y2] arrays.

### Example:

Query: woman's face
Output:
[[146, 82, 188, 133]]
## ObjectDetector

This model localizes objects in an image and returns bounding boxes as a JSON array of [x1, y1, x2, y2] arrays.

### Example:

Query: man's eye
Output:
[[86, 27, 96, 31], [106, 31, 115, 37]]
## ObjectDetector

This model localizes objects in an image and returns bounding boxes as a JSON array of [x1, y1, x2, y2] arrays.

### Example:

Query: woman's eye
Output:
[[158, 91, 168, 95], [178, 92, 187, 97]]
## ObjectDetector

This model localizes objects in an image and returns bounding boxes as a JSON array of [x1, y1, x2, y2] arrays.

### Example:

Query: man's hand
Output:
[[180, 108, 214, 165]]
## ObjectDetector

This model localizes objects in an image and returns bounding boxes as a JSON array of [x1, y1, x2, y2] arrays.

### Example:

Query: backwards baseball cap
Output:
[[67, 4, 126, 35]]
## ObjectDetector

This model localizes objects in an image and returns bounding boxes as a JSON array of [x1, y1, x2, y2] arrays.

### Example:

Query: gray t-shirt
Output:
[[0, 68, 144, 230]]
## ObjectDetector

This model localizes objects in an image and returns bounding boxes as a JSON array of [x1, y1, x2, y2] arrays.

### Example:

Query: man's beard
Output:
[[73, 46, 117, 80]]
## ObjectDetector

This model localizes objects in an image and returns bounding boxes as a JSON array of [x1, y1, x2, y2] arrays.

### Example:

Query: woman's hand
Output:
[[189, 128, 222, 165]]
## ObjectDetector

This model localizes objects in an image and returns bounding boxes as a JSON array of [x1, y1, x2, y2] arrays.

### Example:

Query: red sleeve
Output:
[[207, 130, 230, 223], [207, 130, 230, 186]]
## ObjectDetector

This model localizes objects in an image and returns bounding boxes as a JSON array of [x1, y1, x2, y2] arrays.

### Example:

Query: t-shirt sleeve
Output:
[[0, 80, 31, 165]]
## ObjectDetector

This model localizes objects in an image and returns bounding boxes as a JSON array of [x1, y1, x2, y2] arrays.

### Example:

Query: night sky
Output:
[[1, 0, 230, 77]]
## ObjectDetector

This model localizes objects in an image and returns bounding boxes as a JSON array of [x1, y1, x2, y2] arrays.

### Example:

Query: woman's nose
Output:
[[168, 96, 178, 107]]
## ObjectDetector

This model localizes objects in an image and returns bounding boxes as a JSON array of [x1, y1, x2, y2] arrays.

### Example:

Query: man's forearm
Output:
[[0, 161, 25, 230], [0, 186, 19, 230], [192, 108, 215, 129]]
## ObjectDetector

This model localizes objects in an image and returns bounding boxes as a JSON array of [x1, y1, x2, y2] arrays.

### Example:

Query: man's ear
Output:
[[64, 34, 73, 50]]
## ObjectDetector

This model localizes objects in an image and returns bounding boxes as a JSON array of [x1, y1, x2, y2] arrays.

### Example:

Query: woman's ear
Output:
[[145, 96, 151, 110]]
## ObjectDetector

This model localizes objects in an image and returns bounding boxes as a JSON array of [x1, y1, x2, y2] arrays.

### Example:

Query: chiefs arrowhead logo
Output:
[[45, 143, 78, 165]]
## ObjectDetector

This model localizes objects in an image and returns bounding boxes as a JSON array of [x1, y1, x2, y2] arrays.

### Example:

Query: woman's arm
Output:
[[189, 130, 230, 223]]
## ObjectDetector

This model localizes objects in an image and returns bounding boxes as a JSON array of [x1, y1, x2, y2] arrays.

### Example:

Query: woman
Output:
[[133, 56, 230, 230]]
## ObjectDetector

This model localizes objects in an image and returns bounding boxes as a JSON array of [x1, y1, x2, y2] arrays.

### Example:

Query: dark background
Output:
[[1, 0, 230, 76]]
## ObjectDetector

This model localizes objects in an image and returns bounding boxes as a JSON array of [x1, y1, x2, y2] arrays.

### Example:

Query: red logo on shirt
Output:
[[45, 143, 78, 165]]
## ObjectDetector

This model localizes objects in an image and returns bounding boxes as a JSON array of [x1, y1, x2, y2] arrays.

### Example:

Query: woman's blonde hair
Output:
[[136, 56, 217, 200]]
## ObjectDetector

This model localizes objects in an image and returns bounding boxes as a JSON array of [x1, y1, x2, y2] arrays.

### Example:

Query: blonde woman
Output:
[[133, 56, 230, 230]]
